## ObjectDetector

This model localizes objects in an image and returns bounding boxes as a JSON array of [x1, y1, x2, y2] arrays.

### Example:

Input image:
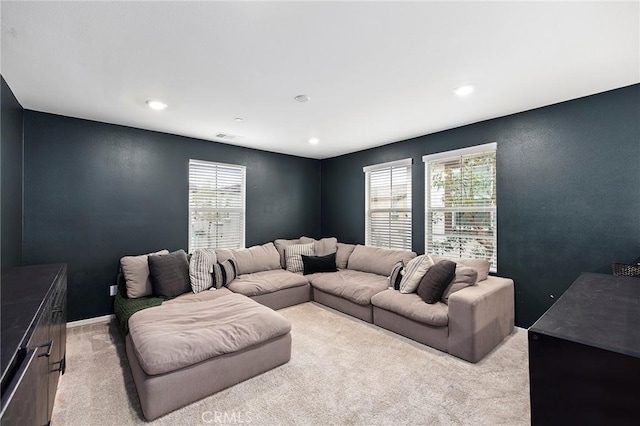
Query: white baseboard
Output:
[[67, 314, 115, 328]]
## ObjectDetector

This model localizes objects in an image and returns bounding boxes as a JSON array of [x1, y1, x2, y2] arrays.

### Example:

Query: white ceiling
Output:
[[1, 1, 638, 159]]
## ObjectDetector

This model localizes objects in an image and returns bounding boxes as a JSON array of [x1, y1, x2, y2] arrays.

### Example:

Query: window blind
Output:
[[364, 158, 412, 250], [188, 159, 246, 252], [423, 143, 497, 271]]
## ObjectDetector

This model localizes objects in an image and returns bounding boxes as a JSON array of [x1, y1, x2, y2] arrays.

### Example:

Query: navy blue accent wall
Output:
[[321, 84, 640, 328], [23, 111, 321, 321], [1, 75, 24, 270]]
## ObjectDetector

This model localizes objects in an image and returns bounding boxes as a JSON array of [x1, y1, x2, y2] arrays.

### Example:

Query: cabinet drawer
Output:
[[0, 349, 41, 426]]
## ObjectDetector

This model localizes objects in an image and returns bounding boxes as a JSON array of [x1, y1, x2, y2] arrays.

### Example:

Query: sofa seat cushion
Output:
[[371, 289, 449, 327], [307, 269, 388, 305], [129, 293, 291, 375], [227, 269, 308, 297], [163, 287, 234, 305]]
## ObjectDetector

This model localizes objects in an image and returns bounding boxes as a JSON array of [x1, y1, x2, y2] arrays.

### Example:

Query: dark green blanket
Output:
[[114, 271, 164, 335], [114, 291, 164, 335]]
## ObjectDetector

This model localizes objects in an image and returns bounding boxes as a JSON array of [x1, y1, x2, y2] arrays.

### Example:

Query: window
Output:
[[423, 143, 497, 271], [364, 158, 412, 250], [188, 159, 246, 252]]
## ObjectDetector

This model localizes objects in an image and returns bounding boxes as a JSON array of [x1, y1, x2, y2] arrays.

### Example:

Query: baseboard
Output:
[[67, 314, 115, 328]]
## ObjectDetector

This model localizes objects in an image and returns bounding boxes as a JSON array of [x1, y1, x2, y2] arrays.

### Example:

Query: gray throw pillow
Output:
[[417, 260, 457, 304], [148, 249, 191, 299]]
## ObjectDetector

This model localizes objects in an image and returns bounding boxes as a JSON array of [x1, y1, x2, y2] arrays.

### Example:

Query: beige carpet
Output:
[[52, 302, 530, 425]]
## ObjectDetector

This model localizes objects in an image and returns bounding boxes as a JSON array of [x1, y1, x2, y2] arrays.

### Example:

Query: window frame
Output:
[[363, 158, 413, 251], [423, 143, 497, 271], [188, 159, 246, 252]]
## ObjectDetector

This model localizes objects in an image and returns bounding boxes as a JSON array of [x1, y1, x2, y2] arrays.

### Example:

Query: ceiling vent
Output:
[[215, 133, 245, 141]]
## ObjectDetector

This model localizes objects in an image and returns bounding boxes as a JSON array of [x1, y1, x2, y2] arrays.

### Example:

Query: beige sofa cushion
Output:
[[129, 293, 291, 375], [274, 238, 300, 269], [163, 287, 234, 305], [300, 236, 338, 256], [120, 249, 169, 298], [227, 269, 308, 297], [432, 256, 490, 282], [371, 289, 449, 327], [348, 245, 417, 277], [307, 269, 388, 305], [336, 243, 356, 269], [441, 266, 478, 304], [216, 243, 280, 275]]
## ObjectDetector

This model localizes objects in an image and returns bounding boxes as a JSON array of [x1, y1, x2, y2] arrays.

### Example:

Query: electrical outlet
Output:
[[109, 285, 117, 296]]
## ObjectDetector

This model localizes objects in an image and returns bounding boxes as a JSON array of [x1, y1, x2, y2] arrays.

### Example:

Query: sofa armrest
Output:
[[447, 276, 515, 363]]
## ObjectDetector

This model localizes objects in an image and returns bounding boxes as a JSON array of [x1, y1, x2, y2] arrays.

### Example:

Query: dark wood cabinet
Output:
[[528, 273, 640, 425], [1, 264, 68, 426]]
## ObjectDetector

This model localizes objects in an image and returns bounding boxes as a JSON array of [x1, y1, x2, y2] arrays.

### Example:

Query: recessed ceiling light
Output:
[[454, 85, 474, 97], [146, 100, 168, 110], [234, 117, 243, 122], [308, 138, 319, 145], [295, 95, 310, 103]]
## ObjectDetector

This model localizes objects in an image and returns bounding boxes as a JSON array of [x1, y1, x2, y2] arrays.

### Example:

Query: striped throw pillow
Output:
[[212, 259, 237, 289], [285, 243, 315, 273], [189, 248, 217, 293], [389, 261, 404, 290], [399, 255, 434, 294]]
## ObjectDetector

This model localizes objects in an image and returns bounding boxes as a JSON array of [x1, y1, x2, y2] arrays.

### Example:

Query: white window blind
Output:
[[188, 159, 246, 252], [423, 143, 497, 271], [364, 158, 412, 250]]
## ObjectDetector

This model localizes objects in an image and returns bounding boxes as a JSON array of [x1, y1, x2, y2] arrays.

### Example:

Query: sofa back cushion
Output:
[[336, 243, 356, 269], [120, 249, 169, 298], [440, 265, 478, 304], [216, 242, 281, 275], [300, 236, 338, 257], [274, 238, 300, 269], [347, 245, 417, 277], [431, 256, 490, 281]]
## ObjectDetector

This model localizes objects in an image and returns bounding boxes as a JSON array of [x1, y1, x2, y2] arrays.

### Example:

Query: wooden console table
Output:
[[1, 264, 67, 426], [528, 272, 640, 425]]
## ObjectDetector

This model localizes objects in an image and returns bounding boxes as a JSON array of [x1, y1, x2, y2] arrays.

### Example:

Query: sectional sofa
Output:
[[116, 237, 515, 420]]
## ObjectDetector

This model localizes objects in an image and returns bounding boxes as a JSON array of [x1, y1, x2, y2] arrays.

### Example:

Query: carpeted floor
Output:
[[52, 302, 530, 425]]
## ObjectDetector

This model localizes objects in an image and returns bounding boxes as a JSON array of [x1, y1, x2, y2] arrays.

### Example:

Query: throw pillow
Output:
[[335, 243, 356, 269], [440, 266, 478, 304], [212, 258, 237, 289], [285, 243, 315, 273], [417, 260, 457, 304], [388, 261, 404, 290], [120, 249, 169, 298], [148, 249, 191, 299], [301, 252, 338, 275], [189, 248, 217, 293], [399, 255, 435, 294], [274, 238, 300, 269]]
